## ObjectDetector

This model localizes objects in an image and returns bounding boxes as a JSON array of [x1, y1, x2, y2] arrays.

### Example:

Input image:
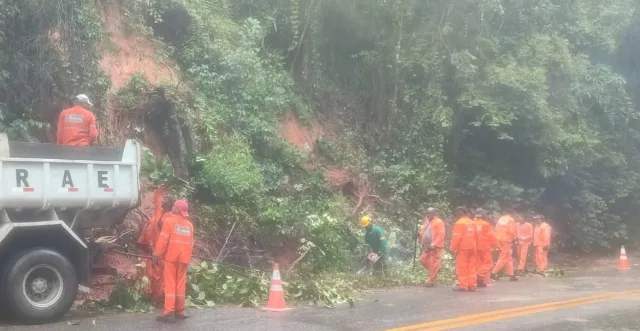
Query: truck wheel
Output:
[[4, 248, 78, 324]]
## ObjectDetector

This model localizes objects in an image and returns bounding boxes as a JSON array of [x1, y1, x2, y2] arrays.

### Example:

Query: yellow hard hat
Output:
[[360, 216, 371, 227]]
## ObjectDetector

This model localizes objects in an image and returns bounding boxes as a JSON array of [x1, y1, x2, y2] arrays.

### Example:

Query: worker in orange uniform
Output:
[[56, 94, 99, 146], [491, 208, 518, 281], [450, 207, 477, 292], [515, 214, 534, 275], [153, 200, 194, 323], [473, 208, 497, 287], [137, 187, 176, 305], [418, 207, 446, 287], [533, 215, 552, 275]]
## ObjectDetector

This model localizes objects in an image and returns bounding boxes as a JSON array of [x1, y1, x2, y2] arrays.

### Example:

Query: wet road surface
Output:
[[2, 264, 639, 331]]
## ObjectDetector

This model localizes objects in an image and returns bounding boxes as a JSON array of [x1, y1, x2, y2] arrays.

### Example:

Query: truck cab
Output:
[[0, 134, 140, 324]]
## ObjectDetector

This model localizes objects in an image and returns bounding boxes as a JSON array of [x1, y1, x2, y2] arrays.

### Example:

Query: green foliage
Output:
[[220, 0, 640, 251], [357, 257, 456, 289], [285, 273, 360, 307], [174, 3, 304, 135], [187, 261, 270, 308], [194, 134, 263, 202], [140, 147, 175, 186], [115, 73, 150, 109], [106, 278, 155, 313], [0, 0, 109, 141], [544, 268, 568, 278]]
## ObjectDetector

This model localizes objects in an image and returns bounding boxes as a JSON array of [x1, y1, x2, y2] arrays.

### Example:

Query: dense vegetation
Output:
[[3, 0, 640, 293]]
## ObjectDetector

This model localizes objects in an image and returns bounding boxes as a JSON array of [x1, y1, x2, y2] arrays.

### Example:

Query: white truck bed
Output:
[[0, 133, 141, 229]]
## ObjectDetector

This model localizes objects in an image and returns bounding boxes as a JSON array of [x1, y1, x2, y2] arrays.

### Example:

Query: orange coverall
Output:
[[534, 222, 552, 272], [516, 222, 534, 271], [450, 217, 477, 291], [474, 217, 498, 283], [56, 105, 98, 146], [154, 212, 194, 316], [492, 214, 516, 277], [137, 188, 167, 304], [419, 217, 445, 285]]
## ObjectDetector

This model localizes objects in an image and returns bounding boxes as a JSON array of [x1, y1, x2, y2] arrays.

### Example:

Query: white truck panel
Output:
[[0, 134, 141, 228]]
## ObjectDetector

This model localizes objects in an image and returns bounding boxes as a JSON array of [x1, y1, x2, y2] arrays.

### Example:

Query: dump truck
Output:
[[0, 133, 141, 324]]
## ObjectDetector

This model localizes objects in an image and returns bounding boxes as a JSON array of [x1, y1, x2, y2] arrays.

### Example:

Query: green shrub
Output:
[[194, 134, 263, 203]]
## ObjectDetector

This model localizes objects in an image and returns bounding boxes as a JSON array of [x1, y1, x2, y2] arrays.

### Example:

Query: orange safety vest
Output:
[[534, 222, 552, 247], [516, 222, 534, 243], [450, 217, 476, 251], [56, 105, 98, 146], [154, 212, 194, 264], [419, 217, 446, 248], [474, 217, 498, 250], [494, 214, 517, 242]]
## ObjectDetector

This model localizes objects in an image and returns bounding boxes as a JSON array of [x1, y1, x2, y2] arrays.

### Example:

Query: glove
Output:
[[543, 246, 548, 252], [152, 255, 160, 267], [429, 244, 436, 250]]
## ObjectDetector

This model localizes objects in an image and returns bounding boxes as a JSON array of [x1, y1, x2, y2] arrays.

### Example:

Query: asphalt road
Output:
[[2, 263, 640, 331]]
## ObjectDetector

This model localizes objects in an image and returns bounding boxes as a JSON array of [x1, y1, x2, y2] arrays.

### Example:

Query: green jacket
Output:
[[364, 225, 389, 256]]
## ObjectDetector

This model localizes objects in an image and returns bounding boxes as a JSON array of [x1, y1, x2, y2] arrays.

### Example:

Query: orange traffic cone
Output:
[[618, 246, 631, 270], [263, 264, 291, 311]]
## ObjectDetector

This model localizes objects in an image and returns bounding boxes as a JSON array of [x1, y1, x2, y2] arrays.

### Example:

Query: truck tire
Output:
[[3, 248, 78, 324]]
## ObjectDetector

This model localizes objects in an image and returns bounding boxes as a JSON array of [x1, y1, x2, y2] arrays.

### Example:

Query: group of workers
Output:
[[57, 93, 553, 310], [361, 206, 552, 292], [56, 94, 195, 321], [429, 206, 552, 291]]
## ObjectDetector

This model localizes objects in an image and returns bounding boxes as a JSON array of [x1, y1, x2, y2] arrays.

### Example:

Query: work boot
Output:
[[509, 276, 518, 282], [452, 286, 467, 292], [477, 276, 486, 288], [490, 273, 499, 281], [425, 283, 435, 288], [157, 314, 175, 323], [175, 314, 190, 321]]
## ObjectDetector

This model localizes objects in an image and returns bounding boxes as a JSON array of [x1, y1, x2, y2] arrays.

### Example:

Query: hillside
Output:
[[1, 0, 640, 305]]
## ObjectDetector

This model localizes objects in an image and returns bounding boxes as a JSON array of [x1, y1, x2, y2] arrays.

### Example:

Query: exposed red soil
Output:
[[326, 168, 351, 186], [280, 112, 324, 152], [99, 2, 179, 91]]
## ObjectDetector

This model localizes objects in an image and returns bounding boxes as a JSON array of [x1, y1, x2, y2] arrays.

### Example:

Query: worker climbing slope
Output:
[[153, 200, 194, 323], [361, 216, 389, 276], [473, 208, 497, 287], [418, 207, 446, 287], [516, 214, 534, 274], [491, 208, 518, 281], [534, 215, 552, 275], [57, 94, 99, 146], [137, 187, 176, 305], [450, 207, 477, 292]]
